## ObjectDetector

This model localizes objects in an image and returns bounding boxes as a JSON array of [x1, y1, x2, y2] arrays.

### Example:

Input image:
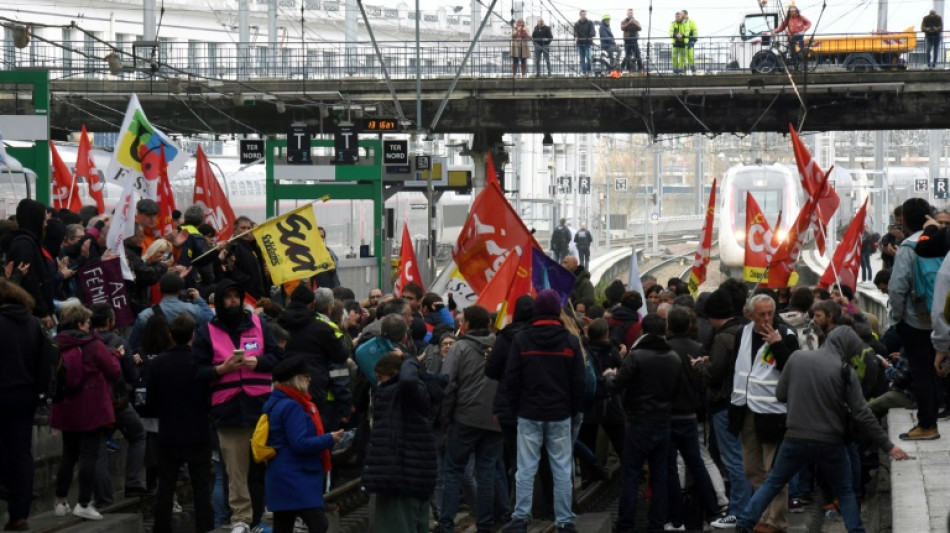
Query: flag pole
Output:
[[189, 195, 331, 264], [66, 171, 78, 210]]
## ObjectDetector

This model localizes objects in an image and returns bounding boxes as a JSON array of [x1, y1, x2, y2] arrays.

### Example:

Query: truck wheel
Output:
[[750, 50, 782, 74], [845, 53, 877, 72]]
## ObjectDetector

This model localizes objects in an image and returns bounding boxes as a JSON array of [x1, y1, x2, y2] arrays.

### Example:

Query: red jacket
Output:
[[50, 331, 122, 433], [775, 14, 812, 35]]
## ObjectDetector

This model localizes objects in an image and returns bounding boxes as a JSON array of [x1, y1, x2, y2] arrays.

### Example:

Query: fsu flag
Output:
[[50, 141, 82, 212], [75, 126, 105, 214], [452, 178, 539, 294], [688, 179, 716, 296], [142, 144, 177, 236], [768, 170, 831, 288], [394, 222, 424, 296], [819, 199, 868, 292], [193, 145, 236, 240], [743, 193, 779, 283], [789, 124, 839, 254]]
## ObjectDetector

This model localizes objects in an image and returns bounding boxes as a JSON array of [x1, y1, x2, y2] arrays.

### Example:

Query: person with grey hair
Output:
[[735, 327, 908, 533], [731, 293, 799, 533]]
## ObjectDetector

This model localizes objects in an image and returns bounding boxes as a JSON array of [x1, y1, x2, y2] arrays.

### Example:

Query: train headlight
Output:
[[775, 229, 788, 243], [735, 229, 745, 243]]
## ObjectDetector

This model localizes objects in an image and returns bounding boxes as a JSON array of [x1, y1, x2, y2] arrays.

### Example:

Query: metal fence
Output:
[[1, 32, 947, 83]]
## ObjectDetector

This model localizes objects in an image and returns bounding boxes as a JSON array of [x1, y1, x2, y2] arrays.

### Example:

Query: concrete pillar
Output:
[[268, 0, 278, 72], [144, 0, 157, 41], [930, 130, 942, 199], [345, 0, 357, 74], [877, 0, 888, 31], [694, 134, 704, 215], [470, 130, 505, 197], [238, 0, 250, 80], [874, 130, 887, 235]]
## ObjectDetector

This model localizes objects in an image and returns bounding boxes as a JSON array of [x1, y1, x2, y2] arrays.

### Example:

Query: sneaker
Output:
[[789, 498, 804, 513], [172, 499, 183, 513], [500, 518, 531, 533], [293, 517, 308, 532], [664, 524, 686, 531], [54, 502, 71, 516], [251, 524, 273, 533], [556, 524, 577, 533], [106, 438, 120, 453], [230, 522, 251, 533], [900, 426, 940, 440], [72, 503, 103, 521], [710, 515, 738, 529]]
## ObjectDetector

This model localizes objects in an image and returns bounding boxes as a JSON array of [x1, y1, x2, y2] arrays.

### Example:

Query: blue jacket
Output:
[[261, 387, 336, 511]]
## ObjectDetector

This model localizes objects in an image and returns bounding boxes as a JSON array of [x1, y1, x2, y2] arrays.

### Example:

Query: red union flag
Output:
[[142, 144, 177, 236], [474, 242, 535, 328], [50, 141, 82, 212], [768, 170, 831, 288], [75, 125, 104, 214], [742, 193, 779, 283], [453, 178, 539, 294], [819, 199, 868, 292], [688, 179, 716, 296], [193, 145, 236, 240], [394, 222, 424, 296], [789, 124, 839, 254]]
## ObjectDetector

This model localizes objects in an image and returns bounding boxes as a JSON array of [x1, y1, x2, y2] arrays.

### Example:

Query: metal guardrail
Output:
[[3, 32, 947, 83]]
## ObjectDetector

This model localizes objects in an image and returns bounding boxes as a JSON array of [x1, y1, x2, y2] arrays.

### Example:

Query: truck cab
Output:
[[728, 12, 779, 70]]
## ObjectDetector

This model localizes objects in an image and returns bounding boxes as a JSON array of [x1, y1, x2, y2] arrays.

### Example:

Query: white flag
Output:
[[627, 246, 649, 317], [106, 174, 137, 281], [105, 94, 189, 200]]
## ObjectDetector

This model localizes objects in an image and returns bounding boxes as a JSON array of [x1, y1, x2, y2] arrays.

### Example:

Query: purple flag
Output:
[[77, 258, 134, 327], [531, 248, 575, 305]]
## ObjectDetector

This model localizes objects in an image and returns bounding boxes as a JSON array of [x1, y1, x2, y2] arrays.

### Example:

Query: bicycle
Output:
[[749, 33, 818, 74]]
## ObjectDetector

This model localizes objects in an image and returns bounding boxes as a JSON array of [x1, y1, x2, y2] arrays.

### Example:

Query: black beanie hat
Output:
[[272, 355, 311, 382], [290, 284, 315, 306], [604, 279, 626, 304], [704, 289, 735, 320]]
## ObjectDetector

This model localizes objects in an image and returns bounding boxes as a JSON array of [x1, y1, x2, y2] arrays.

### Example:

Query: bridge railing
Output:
[[1, 32, 943, 82]]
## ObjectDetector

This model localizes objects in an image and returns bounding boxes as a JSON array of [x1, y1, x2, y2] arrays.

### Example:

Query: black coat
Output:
[[0, 303, 46, 396], [607, 334, 684, 422], [7, 212, 54, 319], [583, 339, 623, 423], [485, 320, 529, 427], [227, 238, 268, 301], [277, 303, 348, 411], [361, 357, 438, 499], [124, 239, 168, 316], [506, 317, 585, 421], [666, 334, 705, 417], [145, 345, 214, 445]]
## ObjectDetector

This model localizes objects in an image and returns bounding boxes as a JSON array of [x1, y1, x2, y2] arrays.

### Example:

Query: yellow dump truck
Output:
[[730, 11, 917, 73]]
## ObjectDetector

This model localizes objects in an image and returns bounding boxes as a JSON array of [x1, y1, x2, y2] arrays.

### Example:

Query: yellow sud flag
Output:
[[252, 203, 335, 285]]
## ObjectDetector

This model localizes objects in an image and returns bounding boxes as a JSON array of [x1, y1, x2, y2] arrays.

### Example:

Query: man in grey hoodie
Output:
[[734, 328, 908, 533], [438, 305, 505, 533]]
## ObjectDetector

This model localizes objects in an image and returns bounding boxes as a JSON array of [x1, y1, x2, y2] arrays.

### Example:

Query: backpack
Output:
[[609, 319, 637, 350], [901, 238, 944, 315], [53, 344, 87, 402], [847, 346, 882, 400], [251, 406, 277, 463]]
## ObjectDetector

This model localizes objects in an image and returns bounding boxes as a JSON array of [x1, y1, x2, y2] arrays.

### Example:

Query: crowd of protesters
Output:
[[5, 195, 950, 533]]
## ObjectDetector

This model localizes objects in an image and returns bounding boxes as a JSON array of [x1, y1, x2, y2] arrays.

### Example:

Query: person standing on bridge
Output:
[[772, 5, 812, 58], [620, 8, 643, 75], [573, 224, 593, 269], [511, 19, 530, 78], [532, 17, 553, 77], [669, 11, 691, 74], [599, 14, 620, 73], [681, 10, 698, 73], [922, 9, 943, 68], [574, 10, 596, 76]]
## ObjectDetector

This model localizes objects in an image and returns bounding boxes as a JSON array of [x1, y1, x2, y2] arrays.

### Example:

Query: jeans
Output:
[[576, 44, 592, 75], [926, 34, 941, 67], [577, 248, 590, 270], [57, 429, 104, 506], [94, 404, 147, 504], [155, 442, 213, 533], [438, 422, 506, 532], [667, 418, 720, 524], [616, 420, 671, 532], [533, 46, 551, 75], [737, 439, 865, 533], [0, 390, 35, 522], [213, 458, 231, 527], [623, 40, 642, 72], [897, 321, 939, 429], [860, 253, 872, 282], [511, 417, 574, 527], [711, 409, 753, 515]]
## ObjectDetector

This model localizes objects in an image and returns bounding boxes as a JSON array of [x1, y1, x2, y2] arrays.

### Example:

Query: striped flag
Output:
[[688, 178, 715, 296]]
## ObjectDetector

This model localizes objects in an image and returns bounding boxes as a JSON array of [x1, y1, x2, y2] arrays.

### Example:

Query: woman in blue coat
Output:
[[262, 356, 343, 533]]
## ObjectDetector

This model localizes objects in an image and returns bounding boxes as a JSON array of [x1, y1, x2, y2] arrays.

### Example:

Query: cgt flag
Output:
[[688, 178, 716, 296], [251, 203, 335, 286], [474, 244, 534, 330], [75, 126, 105, 214], [50, 141, 83, 212], [767, 170, 830, 288], [394, 222, 424, 296], [106, 94, 189, 199], [193, 145, 236, 241], [743, 193, 779, 283], [819, 198, 868, 292], [142, 144, 177, 237], [789, 124, 839, 255]]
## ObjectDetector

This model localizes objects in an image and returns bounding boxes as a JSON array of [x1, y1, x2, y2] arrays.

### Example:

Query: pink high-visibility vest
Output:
[[209, 313, 271, 405]]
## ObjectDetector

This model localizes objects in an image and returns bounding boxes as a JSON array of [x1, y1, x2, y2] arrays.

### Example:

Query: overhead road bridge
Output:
[[3, 36, 950, 136]]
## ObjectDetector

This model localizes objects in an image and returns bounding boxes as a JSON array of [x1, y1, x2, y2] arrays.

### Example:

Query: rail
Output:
[[3, 31, 946, 83]]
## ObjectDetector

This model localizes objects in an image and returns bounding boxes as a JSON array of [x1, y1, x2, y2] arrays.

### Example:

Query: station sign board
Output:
[[384, 140, 409, 165], [286, 125, 311, 165], [239, 140, 264, 164]]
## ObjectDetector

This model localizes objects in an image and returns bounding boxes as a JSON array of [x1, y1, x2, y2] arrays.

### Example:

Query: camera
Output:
[[179, 290, 193, 302]]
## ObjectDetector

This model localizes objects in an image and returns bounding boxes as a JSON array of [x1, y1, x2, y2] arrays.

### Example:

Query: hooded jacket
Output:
[[607, 305, 642, 348], [0, 303, 47, 395], [700, 317, 743, 412], [778, 327, 893, 452], [505, 316, 585, 421], [193, 279, 284, 428], [123, 237, 168, 316], [49, 330, 122, 432], [277, 302, 348, 411], [583, 339, 622, 422], [666, 333, 705, 417], [441, 329, 498, 432], [8, 199, 54, 319], [570, 266, 595, 304], [607, 334, 683, 422], [227, 238, 269, 301], [485, 320, 529, 426]]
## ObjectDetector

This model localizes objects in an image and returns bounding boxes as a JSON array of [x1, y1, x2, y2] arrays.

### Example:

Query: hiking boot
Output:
[[899, 426, 940, 440]]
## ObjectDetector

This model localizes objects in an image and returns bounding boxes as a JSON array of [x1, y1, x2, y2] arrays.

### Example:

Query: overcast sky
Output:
[[448, 0, 939, 38]]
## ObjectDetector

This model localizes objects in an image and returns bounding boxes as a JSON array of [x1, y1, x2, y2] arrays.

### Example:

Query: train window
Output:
[[735, 190, 783, 221]]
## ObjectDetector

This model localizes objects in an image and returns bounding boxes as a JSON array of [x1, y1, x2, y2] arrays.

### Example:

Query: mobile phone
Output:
[[232, 349, 245, 363]]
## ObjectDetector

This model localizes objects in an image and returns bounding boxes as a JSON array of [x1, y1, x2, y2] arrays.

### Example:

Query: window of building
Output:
[[324, 1, 339, 11], [423, 13, 438, 22], [305, 0, 320, 9], [278, 0, 295, 7], [366, 5, 382, 16], [384, 9, 398, 18]]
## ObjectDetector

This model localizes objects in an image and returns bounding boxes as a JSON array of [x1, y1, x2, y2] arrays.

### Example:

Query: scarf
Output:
[[275, 384, 332, 473]]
